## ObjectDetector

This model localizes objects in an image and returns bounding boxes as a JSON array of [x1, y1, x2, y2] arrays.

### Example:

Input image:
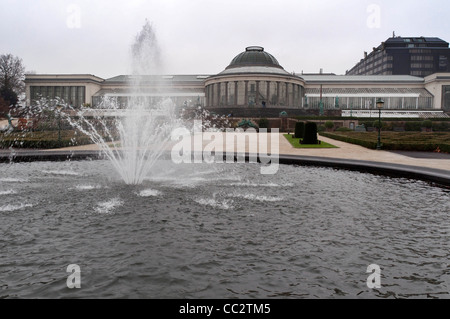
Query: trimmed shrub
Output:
[[432, 122, 450, 132], [0, 138, 91, 149], [320, 132, 377, 149], [372, 120, 384, 129], [317, 125, 326, 133], [0, 130, 93, 149], [295, 122, 305, 139], [324, 121, 334, 131], [405, 121, 422, 131], [258, 118, 269, 129], [422, 120, 433, 129], [302, 122, 318, 144], [320, 132, 450, 153]]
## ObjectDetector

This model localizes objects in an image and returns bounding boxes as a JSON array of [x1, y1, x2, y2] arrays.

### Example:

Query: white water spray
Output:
[[63, 21, 181, 184]]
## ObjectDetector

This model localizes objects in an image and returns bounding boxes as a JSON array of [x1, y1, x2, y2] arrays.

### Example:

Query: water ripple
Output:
[[0, 160, 448, 299]]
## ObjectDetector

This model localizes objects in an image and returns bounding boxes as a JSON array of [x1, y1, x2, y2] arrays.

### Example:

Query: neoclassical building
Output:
[[25, 46, 450, 117], [204, 46, 305, 109]]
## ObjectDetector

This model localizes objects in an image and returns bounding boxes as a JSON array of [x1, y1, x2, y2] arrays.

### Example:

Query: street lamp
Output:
[[376, 98, 384, 150]]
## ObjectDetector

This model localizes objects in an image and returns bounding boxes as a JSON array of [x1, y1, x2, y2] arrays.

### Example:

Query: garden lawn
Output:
[[284, 134, 338, 149]]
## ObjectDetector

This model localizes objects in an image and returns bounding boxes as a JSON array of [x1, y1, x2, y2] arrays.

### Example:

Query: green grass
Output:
[[283, 134, 338, 149], [320, 131, 450, 153]]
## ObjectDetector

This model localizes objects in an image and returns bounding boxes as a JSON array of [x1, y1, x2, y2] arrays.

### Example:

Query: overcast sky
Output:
[[1, 0, 449, 79]]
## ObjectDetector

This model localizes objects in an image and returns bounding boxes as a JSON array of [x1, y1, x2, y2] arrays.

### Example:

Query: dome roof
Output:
[[226, 46, 283, 70]]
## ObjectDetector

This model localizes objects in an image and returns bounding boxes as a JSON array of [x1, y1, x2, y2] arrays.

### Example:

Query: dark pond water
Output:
[[0, 160, 448, 298]]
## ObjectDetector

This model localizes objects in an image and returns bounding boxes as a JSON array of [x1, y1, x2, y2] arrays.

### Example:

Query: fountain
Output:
[[61, 21, 181, 185], [0, 22, 449, 300]]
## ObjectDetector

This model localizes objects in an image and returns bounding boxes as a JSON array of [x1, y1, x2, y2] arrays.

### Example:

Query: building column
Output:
[[207, 85, 212, 107], [255, 81, 260, 106], [276, 81, 280, 106], [217, 83, 221, 107], [224, 81, 229, 106], [298, 85, 303, 107], [266, 81, 270, 106], [285, 83, 289, 107], [234, 81, 238, 106], [293, 84, 297, 107], [244, 81, 249, 107], [210, 85, 214, 107]]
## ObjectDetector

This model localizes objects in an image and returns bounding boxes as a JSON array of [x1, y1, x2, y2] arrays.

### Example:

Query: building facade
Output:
[[204, 46, 305, 109], [24, 46, 450, 116], [346, 37, 450, 77]]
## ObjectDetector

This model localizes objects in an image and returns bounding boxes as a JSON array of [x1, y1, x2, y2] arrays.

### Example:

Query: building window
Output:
[[55, 86, 62, 99], [30, 86, 86, 107], [443, 86, 450, 110], [78, 86, 85, 106], [439, 56, 449, 71], [411, 63, 434, 69], [410, 49, 432, 54]]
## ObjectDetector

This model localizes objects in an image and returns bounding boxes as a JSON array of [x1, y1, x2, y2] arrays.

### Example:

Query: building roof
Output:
[[25, 74, 105, 83], [103, 74, 210, 84], [93, 88, 205, 97], [226, 46, 283, 70], [298, 74, 425, 83], [210, 46, 294, 77], [385, 36, 449, 47], [304, 87, 433, 98], [218, 66, 291, 76]]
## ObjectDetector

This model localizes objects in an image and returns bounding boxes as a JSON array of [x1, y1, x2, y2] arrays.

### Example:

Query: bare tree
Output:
[[0, 53, 26, 96]]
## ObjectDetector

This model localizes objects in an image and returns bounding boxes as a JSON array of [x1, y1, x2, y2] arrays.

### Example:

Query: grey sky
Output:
[[1, 0, 449, 79]]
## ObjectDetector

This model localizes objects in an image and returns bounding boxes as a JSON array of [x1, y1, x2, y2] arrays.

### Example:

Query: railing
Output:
[[341, 110, 449, 118]]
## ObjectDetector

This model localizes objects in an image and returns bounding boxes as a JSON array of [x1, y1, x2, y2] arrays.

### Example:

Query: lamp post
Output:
[[376, 98, 384, 150]]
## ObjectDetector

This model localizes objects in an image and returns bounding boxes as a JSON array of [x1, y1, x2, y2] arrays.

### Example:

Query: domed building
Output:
[[24, 45, 450, 118], [204, 46, 305, 112]]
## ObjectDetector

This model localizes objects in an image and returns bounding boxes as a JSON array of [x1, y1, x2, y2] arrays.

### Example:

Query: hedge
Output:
[[303, 122, 318, 144], [0, 130, 94, 149], [0, 137, 92, 149], [320, 132, 378, 149], [320, 132, 450, 153], [258, 118, 269, 129], [295, 122, 305, 138], [295, 116, 450, 122]]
